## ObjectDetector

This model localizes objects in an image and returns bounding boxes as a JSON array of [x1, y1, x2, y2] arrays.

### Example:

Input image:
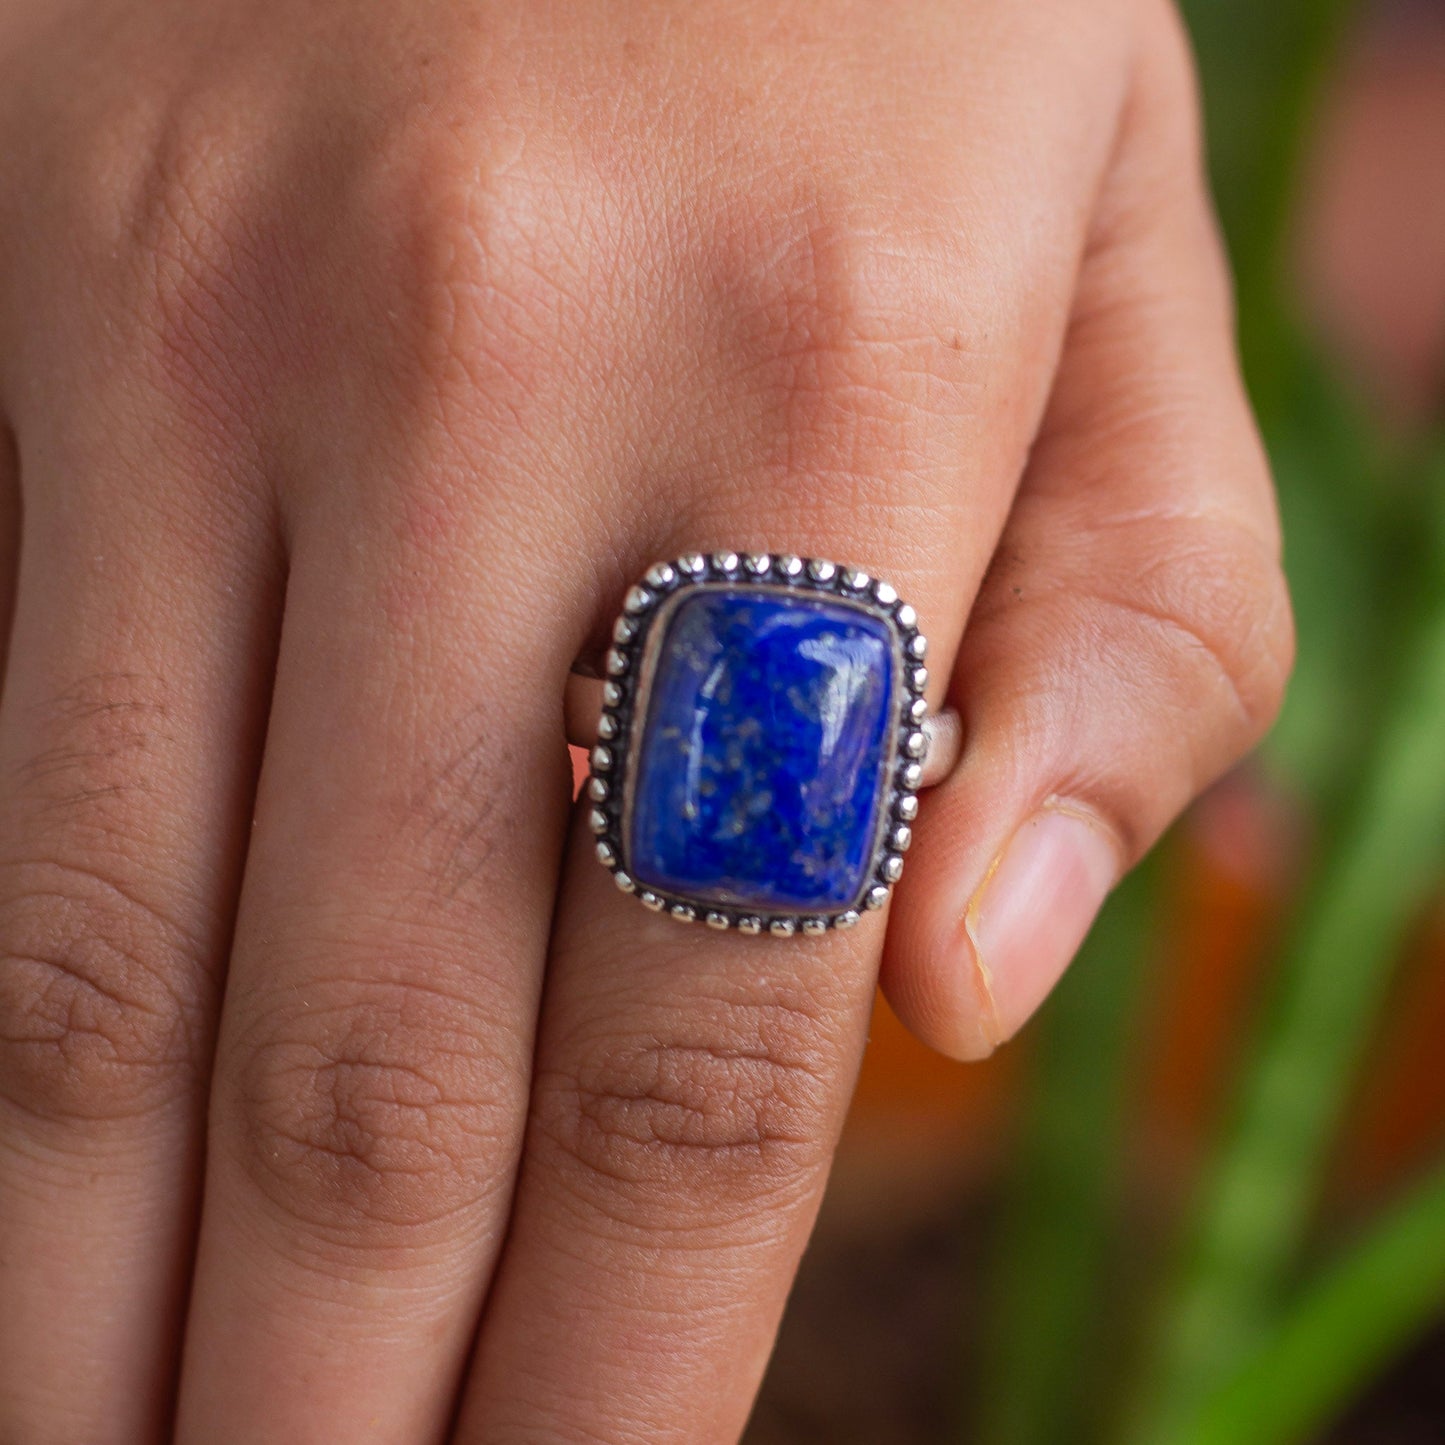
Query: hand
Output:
[[0, 0, 1292, 1439]]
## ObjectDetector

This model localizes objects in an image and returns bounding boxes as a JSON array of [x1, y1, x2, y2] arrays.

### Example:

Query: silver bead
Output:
[[605, 649, 629, 676], [590, 744, 613, 772], [671, 904, 697, 923], [595, 840, 616, 866], [801, 917, 828, 935], [744, 553, 772, 576], [712, 551, 740, 574], [835, 910, 861, 930], [603, 681, 624, 708], [904, 730, 928, 759], [872, 580, 898, 607], [624, 585, 653, 615], [586, 776, 609, 803], [900, 761, 924, 790], [881, 855, 905, 884], [841, 567, 869, 591], [908, 634, 928, 661], [890, 823, 913, 852], [777, 554, 805, 579], [641, 891, 665, 912], [598, 714, 619, 741], [705, 912, 730, 930], [612, 616, 637, 645], [896, 603, 918, 629], [677, 552, 706, 577], [613, 871, 635, 892], [808, 559, 837, 583], [865, 885, 891, 911], [910, 665, 928, 694], [644, 562, 677, 590], [769, 918, 797, 937], [908, 696, 928, 723], [588, 808, 609, 834], [737, 916, 763, 935], [896, 795, 920, 822]]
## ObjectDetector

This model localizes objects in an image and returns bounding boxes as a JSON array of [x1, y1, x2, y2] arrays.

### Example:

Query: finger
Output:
[[0, 419, 277, 1441], [454, 29, 1135, 1434], [881, 6, 1295, 1061], [175, 482, 594, 1442]]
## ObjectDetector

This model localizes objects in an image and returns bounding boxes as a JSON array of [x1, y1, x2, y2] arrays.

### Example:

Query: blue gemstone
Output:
[[626, 587, 896, 912]]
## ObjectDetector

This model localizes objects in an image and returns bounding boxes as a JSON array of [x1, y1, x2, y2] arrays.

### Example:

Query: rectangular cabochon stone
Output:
[[627, 587, 896, 912]]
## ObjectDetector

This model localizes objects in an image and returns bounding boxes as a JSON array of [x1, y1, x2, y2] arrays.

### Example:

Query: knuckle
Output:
[[535, 993, 840, 1229], [728, 203, 944, 382], [233, 978, 517, 1240], [708, 191, 976, 492], [125, 110, 273, 427], [0, 862, 207, 1125], [1136, 517, 1295, 741], [369, 120, 601, 410]]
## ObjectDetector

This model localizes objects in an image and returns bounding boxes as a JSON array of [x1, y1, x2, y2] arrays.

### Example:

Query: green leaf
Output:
[[972, 853, 1164, 1445], [1185, 1156, 1445, 1445], [1121, 462, 1445, 1442]]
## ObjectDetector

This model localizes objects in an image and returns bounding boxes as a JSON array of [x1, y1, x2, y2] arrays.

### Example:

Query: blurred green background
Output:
[[747, 1, 1445, 1440]]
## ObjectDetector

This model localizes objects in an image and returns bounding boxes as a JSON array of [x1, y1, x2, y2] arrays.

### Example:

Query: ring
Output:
[[568, 552, 961, 936]]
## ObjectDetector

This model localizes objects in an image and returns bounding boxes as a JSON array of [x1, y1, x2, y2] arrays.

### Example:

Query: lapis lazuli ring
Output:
[[566, 552, 961, 937]]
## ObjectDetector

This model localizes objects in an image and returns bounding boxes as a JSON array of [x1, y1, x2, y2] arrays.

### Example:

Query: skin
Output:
[[0, 0, 1293, 1441]]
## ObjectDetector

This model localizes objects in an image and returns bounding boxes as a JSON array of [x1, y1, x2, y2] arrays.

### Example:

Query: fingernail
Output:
[[964, 806, 1119, 1047]]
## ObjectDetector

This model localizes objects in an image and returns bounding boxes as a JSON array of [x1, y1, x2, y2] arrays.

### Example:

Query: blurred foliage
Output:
[[970, 2, 1445, 1442]]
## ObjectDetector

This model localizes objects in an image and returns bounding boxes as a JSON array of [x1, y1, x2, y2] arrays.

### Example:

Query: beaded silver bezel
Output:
[[587, 552, 929, 935]]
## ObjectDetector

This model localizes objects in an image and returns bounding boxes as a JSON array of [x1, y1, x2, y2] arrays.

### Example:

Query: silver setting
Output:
[[585, 553, 933, 936]]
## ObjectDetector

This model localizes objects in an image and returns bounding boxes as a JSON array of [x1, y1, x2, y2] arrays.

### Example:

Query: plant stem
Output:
[[1184, 1156, 1445, 1445], [1122, 471, 1445, 1442], [972, 854, 1163, 1445]]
